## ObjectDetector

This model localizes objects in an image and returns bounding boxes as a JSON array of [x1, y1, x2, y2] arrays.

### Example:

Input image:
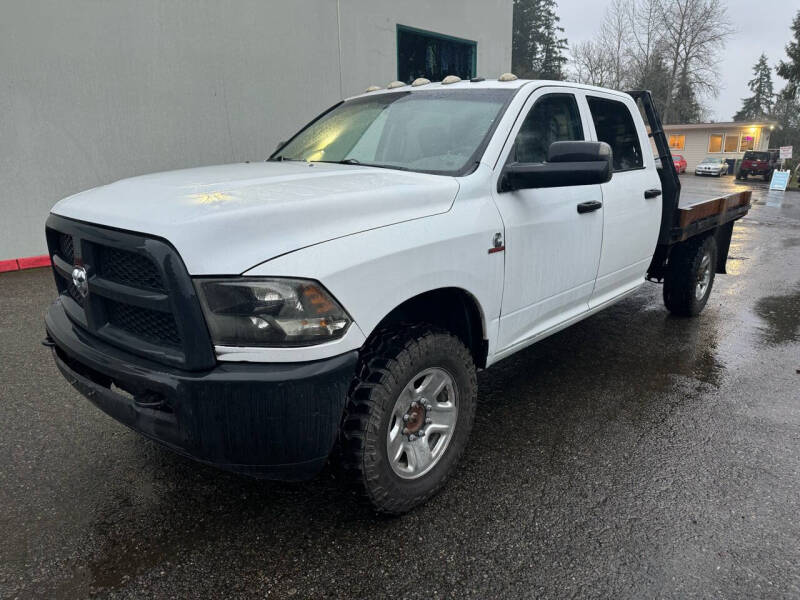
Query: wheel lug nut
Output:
[[418, 430, 425, 437], [403, 414, 410, 422], [409, 434, 417, 441], [425, 418, 432, 424], [402, 427, 410, 435]]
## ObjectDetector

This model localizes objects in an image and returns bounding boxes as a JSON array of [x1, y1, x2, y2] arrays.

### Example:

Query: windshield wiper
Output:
[[317, 159, 410, 172], [268, 156, 305, 162]]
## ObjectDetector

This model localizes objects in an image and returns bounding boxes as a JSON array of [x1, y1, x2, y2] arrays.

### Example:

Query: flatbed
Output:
[[674, 181, 751, 243], [630, 90, 752, 281]]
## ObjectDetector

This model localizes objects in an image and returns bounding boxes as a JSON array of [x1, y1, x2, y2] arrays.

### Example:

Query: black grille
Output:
[[55, 233, 85, 307], [58, 233, 74, 264], [46, 215, 215, 370], [106, 301, 181, 347], [66, 279, 86, 308], [98, 247, 164, 292]]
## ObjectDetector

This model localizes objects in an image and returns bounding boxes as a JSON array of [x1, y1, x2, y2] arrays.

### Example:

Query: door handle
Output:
[[577, 200, 602, 214], [644, 189, 662, 199]]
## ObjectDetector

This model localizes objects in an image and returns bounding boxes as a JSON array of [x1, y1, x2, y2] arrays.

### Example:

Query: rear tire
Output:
[[663, 235, 718, 317], [339, 325, 477, 514]]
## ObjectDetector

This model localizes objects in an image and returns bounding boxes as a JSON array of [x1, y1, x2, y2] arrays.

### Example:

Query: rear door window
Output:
[[587, 97, 643, 171]]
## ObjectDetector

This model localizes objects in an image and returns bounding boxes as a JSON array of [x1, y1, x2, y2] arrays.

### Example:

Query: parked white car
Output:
[[44, 77, 751, 513], [695, 156, 728, 177]]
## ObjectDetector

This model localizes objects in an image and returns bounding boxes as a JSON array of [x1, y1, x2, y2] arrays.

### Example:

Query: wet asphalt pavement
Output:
[[2, 176, 799, 599]]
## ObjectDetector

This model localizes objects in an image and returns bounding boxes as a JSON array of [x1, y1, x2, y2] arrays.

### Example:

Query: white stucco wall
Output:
[[0, 0, 512, 261]]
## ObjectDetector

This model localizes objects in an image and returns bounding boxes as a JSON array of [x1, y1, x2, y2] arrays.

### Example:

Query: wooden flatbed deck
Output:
[[671, 177, 752, 242]]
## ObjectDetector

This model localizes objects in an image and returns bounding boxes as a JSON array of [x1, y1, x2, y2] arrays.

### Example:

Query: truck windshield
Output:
[[271, 89, 514, 176]]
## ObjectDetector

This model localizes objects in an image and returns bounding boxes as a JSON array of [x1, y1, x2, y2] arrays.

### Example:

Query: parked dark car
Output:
[[737, 150, 779, 181]]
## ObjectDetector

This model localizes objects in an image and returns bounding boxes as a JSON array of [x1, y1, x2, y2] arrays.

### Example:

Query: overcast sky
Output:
[[557, 0, 797, 122]]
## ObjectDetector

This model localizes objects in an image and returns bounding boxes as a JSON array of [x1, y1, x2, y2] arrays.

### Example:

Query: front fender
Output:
[[244, 192, 505, 362]]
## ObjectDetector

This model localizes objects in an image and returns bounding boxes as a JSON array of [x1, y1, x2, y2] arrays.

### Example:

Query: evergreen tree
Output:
[[633, 46, 672, 117], [669, 73, 702, 123], [733, 54, 774, 121], [772, 11, 800, 150], [776, 10, 800, 96], [512, 0, 568, 80]]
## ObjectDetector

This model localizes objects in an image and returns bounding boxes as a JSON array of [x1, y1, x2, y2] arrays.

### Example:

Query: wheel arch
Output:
[[367, 287, 489, 369]]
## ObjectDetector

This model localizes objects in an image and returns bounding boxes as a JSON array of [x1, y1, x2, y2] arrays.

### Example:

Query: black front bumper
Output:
[[45, 299, 358, 480]]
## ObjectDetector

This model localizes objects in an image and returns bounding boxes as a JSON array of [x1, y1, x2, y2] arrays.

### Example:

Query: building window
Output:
[[740, 134, 755, 152], [669, 134, 685, 150], [724, 134, 739, 153], [708, 134, 723, 153], [397, 25, 476, 83]]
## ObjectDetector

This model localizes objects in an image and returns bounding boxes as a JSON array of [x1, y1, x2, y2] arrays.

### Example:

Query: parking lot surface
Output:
[[1, 176, 799, 599]]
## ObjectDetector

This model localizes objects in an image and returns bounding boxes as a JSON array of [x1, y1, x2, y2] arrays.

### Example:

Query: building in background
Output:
[[1, 0, 512, 263], [663, 121, 778, 171]]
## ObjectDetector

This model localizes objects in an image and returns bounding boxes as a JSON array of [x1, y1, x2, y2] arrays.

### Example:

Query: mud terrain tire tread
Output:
[[663, 235, 718, 317], [338, 324, 477, 515]]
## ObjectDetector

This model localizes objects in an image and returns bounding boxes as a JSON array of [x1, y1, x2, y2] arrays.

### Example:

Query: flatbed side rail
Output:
[[672, 190, 752, 243], [627, 90, 681, 245]]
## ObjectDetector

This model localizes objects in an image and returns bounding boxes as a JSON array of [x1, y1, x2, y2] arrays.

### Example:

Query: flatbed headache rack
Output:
[[627, 90, 752, 281]]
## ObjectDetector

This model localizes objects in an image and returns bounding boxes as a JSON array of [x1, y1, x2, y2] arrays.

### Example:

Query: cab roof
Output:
[[346, 78, 632, 102]]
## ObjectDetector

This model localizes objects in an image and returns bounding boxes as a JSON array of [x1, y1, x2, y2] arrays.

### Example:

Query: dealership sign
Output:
[[780, 146, 793, 159]]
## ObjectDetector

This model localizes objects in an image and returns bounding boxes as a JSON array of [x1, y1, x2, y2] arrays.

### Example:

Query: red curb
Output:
[[0, 254, 52, 273], [0, 259, 20, 273], [17, 255, 52, 269]]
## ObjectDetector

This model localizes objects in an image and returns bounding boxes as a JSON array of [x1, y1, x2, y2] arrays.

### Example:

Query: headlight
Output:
[[195, 278, 352, 347]]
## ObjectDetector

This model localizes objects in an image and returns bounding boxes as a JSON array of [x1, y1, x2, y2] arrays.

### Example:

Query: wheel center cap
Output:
[[402, 401, 428, 436], [406, 410, 424, 433]]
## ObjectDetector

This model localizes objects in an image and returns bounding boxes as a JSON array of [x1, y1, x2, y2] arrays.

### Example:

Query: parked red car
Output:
[[737, 150, 779, 181], [672, 154, 687, 173]]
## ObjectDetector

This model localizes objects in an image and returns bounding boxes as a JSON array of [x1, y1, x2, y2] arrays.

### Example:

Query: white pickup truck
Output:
[[44, 77, 751, 514]]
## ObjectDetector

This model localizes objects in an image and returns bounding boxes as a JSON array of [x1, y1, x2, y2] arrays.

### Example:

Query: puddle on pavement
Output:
[[753, 285, 800, 346]]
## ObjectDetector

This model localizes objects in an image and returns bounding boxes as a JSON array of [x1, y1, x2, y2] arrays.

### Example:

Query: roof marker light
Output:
[[411, 77, 431, 87], [387, 80, 405, 89], [442, 75, 462, 84], [498, 72, 518, 82], [364, 85, 381, 92]]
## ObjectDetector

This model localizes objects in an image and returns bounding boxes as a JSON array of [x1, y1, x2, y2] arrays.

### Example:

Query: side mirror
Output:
[[499, 141, 613, 192]]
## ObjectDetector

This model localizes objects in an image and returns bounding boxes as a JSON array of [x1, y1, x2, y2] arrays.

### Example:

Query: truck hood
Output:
[[51, 162, 459, 274]]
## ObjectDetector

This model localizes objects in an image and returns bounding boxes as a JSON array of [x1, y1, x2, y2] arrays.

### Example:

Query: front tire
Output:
[[663, 235, 718, 317], [339, 325, 477, 514]]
